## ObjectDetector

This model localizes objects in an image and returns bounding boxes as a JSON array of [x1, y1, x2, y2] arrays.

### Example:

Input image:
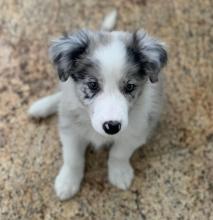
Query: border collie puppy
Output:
[[28, 10, 167, 200]]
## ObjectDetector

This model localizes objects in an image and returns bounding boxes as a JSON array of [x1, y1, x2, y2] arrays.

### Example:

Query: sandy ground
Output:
[[0, 0, 212, 219]]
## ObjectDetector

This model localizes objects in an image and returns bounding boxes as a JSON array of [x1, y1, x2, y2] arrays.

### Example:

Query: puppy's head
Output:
[[49, 30, 167, 136]]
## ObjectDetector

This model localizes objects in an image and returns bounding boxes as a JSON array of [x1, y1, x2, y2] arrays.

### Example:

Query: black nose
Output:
[[103, 121, 121, 135]]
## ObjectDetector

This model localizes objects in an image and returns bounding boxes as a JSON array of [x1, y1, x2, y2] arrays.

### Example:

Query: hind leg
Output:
[[28, 92, 61, 118]]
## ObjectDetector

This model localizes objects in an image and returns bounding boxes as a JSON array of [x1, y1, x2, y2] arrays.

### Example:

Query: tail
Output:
[[100, 9, 117, 31], [28, 92, 61, 118]]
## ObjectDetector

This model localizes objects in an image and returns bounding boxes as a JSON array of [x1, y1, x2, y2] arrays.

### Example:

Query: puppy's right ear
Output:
[[49, 30, 90, 81]]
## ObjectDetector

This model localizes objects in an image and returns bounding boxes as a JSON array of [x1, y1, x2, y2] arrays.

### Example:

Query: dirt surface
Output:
[[0, 0, 212, 219]]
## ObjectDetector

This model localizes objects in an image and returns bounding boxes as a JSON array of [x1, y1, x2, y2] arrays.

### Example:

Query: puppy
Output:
[[28, 10, 167, 200]]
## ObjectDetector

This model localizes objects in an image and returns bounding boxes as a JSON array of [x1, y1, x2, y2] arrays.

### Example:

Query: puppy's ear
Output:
[[49, 30, 90, 81], [128, 30, 168, 83]]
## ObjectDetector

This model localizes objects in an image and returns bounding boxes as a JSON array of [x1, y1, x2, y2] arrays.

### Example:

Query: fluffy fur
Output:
[[28, 11, 167, 200]]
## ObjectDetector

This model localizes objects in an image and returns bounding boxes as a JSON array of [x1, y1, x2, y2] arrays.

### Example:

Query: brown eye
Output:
[[124, 83, 136, 93], [87, 81, 99, 91]]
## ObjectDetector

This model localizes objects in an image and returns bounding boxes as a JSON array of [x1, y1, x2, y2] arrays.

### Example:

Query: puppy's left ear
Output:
[[129, 30, 168, 83]]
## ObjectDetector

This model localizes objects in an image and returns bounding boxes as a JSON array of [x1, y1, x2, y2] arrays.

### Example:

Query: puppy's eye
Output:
[[124, 83, 136, 93], [87, 81, 99, 91]]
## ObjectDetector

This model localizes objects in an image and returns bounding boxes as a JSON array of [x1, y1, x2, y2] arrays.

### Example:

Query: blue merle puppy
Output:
[[28, 10, 167, 200]]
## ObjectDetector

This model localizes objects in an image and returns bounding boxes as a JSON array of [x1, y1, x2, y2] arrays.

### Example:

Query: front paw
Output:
[[54, 165, 83, 200], [108, 158, 134, 190]]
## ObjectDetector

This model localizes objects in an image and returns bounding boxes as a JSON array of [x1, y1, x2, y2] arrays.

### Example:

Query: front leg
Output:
[[55, 119, 87, 200], [108, 139, 143, 190]]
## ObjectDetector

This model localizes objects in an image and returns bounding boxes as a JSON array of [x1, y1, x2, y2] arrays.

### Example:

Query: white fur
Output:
[[28, 13, 166, 200], [90, 41, 128, 135], [29, 77, 163, 199], [28, 93, 61, 118], [101, 9, 117, 31]]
